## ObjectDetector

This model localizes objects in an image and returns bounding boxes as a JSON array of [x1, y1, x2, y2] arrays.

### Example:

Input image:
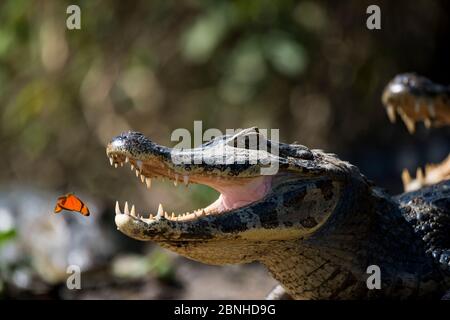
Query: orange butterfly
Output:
[[54, 193, 90, 216]]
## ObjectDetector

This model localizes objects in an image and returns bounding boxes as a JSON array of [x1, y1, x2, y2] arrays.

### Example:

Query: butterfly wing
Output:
[[62, 194, 82, 212], [80, 204, 90, 216], [54, 195, 68, 213], [54, 203, 63, 213], [54, 194, 90, 217]]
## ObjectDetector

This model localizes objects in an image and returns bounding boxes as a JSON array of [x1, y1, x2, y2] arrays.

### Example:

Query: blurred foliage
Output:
[[0, 207, 16, 247], [0, 229, 16, 247], [112, 249, 175, 282], [0, 0, 449, 212]]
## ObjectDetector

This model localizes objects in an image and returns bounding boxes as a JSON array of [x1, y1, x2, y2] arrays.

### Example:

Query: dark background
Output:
[[0, 0, 448, 299]]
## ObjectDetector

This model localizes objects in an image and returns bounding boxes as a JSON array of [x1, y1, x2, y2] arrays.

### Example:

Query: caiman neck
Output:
[[260, 181, 446, 299]]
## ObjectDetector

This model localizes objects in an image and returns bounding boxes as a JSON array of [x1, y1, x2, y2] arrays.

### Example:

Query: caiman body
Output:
[[106, 74, 450, 299]]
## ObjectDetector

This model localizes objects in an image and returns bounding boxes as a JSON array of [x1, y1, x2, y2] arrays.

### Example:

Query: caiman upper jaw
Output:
[[382, 73, 450, 133], [107, 131, 172, 160]]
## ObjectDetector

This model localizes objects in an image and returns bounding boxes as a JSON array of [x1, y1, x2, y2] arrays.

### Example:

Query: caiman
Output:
[[106, 73, 450, 299]]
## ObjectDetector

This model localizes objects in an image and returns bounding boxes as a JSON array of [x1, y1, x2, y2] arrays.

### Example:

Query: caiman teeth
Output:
[[145, 177, 152, 189], [385, 101, 439, 134], [416, 167, 424, 181], [136, 160, 143, 171], [397, 107, 416, 133], [115, 201, 148, 219], [386, 104, 396, 123], [115, 201, 121, 215], [402, 168, 412, 186], [109, 154, 214, 222], [114, 199, 213, 222], [157, 203, 164, 217]]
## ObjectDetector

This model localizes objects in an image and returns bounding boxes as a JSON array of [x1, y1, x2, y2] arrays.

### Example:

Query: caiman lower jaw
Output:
[[108, 152, 273, 223]]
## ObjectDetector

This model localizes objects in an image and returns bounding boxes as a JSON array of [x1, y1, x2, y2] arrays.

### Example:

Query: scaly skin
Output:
[[106, 126, 450, 299]]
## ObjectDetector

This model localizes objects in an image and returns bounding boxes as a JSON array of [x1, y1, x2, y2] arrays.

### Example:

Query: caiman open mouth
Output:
[[106, 147, 273, 223]]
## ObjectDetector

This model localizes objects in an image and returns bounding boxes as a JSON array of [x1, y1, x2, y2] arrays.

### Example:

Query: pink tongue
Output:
[[209, 176, 272, 211]]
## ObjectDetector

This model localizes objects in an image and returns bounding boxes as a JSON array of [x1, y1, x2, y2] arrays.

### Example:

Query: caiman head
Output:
[[106, 127, 364, 265], [382, 73, 450, 133]]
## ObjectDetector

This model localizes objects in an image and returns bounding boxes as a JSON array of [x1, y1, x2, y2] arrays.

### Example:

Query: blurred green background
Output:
[[0, 0, 449, 299]]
